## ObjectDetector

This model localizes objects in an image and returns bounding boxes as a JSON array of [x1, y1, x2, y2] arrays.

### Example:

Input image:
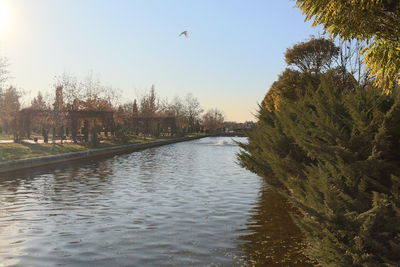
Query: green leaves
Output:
[[239, 74, 400, 265], [285, 38, 339, 73], [295, 0, 400, 89]]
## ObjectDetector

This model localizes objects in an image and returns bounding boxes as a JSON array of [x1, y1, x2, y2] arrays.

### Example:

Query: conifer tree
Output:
[[239, 38, 400, 266], [132, 99, 138, 116], [31, 91, 48, 110], [240, 74, 400, 266]]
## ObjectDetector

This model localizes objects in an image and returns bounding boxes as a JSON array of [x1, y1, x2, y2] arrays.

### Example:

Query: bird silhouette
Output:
[[179, 31, 188, 38]]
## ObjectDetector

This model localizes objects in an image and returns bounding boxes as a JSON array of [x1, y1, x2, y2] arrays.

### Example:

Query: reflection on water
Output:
[[239, 186, 314, 266], [0, 137, 312, 266]]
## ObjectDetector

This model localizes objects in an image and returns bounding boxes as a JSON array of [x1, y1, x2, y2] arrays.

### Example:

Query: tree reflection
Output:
[[239, 185, 314, 266], [0, 158, 114, 204]]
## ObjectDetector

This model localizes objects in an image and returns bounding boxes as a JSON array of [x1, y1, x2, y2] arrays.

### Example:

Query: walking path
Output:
[[0, 139, 81, 144]]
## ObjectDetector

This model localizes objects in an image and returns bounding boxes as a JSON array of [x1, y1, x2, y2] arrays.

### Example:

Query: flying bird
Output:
[[179, 31, 188, 38]]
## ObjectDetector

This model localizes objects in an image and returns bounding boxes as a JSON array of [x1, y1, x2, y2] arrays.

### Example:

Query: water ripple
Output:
[[0, 137, 310, 266]]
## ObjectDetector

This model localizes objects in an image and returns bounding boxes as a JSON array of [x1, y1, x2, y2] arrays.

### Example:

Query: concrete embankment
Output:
[[0, 136, 208, 174]]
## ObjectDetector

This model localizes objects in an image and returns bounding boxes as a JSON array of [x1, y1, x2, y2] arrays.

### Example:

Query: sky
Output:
[[0, 0, 322, 122]]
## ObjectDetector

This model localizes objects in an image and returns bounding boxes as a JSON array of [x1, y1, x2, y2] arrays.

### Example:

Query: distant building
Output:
[[223, 121, 255, 134]]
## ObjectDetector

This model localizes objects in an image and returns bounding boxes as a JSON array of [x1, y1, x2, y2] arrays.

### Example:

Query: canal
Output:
[[0, 137, 312, 266]]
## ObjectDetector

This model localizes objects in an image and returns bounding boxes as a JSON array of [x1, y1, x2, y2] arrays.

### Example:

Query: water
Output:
[[0, 137, 312, 266]]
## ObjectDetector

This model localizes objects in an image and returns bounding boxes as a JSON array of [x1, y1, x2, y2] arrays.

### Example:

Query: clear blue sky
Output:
[[0, 0, 322, 122]]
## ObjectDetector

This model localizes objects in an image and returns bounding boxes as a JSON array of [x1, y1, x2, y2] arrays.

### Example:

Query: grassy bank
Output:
[[0, 134, 205, 161], [0, 134, 14, 141]]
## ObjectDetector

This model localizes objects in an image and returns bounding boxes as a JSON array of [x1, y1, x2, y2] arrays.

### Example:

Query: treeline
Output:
[[0, 69, 225, 141], [239, 1, 400, 266], [0, 57, 21, 137], [40, 73, 212, 133]]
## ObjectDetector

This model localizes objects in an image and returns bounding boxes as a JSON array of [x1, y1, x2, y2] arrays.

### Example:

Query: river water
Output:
[[0, 137, 312, 266]]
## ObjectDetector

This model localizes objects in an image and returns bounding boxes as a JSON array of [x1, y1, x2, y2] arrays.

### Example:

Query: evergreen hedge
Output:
[[239, 73, 400, 266]]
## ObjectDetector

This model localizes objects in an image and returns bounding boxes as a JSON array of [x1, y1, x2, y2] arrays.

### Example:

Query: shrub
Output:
[[239, 74, 400, 266]]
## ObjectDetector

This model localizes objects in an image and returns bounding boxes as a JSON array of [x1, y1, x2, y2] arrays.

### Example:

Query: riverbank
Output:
[[0, 135, 208, 174], [0, 135, 197, 161]]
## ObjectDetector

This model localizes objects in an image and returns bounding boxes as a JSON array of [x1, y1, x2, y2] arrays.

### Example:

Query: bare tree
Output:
[[184, 93, 203, 132], [54, 73, 80, 110], [54, 72, 120, 111], [335, 39, 372, 88], [31, 91, 49, 110], [164, 96, 187, 131], [202, 108, 224, 132], [157, 96, 172, 116], [0, 57, 10, 89]]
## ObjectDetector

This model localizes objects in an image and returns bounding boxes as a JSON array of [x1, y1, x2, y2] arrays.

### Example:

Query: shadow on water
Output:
[[239, 185, 315, 267]]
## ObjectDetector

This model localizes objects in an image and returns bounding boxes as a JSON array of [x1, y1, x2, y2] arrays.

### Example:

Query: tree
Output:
[[263, 38, 362, 113], [79, 72, 115, 111], [31, 91, 48, 110], [262, 68, 320, 112], [295, 0, 400, 88], [54, 72, 117, 111], [240, 74, 400, 266], [169, 96, 186, 130], [0, 87, 21, 140], [184, 93, 203, 132], [263, 38, 339, 112], [54, 73, 79, 110], [140, 85, 158, 116], [50, 86, 67, 145], [132, 99, 138, 116], [0, 57, 9, 89], [0, 57, 10, 134], [240, 39, 400, 265], [285, 37, 339, 73], [202, 108, 224, 132], [53, 86, 64, 111], [29, 91, 50, 142], [335, 39, 372, 88]]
